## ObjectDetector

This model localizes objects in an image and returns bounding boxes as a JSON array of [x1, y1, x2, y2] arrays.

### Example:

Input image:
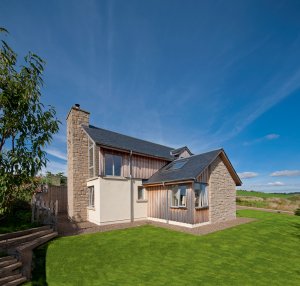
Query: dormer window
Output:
[[170, 146, 193, 159]]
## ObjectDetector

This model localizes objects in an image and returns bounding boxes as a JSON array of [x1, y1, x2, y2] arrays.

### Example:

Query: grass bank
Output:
[[236, 190, 300, 212], [27, 210, 300, 286]]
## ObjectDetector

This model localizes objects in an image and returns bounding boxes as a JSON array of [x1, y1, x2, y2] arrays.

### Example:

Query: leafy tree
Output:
[[40, 171, 67, 186], [0, 28, 60, 214]]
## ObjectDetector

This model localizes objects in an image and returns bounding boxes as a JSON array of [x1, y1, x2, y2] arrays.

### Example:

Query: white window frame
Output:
[[137, 186, 145, 201], [88, 139, 95, 178], [104, 154, 122, 176], [194, 183, 209, 208], [171, 185, 187, 208], [88, 186, 95, 208]]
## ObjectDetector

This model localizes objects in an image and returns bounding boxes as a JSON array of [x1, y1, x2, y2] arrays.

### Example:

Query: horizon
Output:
[[1, 0, 300, 193]]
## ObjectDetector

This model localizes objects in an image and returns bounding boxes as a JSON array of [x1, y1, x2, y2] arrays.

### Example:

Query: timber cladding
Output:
[[99, 148, 168, 179], [146, 184, 209, 224], [36, 185, 67, 213]]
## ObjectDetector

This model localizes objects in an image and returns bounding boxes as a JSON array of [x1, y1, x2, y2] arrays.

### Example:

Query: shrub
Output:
[[294, 208, 300, 216]]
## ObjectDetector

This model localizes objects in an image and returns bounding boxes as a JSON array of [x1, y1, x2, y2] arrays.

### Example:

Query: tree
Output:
[[0, 28, 60, 214], [40, 171, 67, 186]]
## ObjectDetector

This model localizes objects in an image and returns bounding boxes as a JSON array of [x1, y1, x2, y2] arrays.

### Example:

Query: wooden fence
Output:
[[31, 197, 58, 228], [35, 185, 67, 214]]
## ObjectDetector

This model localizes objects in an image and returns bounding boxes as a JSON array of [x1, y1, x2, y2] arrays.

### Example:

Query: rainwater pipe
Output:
[[130, 150, 134, 222], [163, 181, 169, 223]]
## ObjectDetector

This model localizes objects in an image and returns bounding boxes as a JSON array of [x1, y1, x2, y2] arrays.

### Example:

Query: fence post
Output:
[[31, 197, 35, 223]]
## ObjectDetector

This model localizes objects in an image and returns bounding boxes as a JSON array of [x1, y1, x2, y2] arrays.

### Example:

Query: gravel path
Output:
[[57, 215, 255, 237], [237, 205, 294, 215]]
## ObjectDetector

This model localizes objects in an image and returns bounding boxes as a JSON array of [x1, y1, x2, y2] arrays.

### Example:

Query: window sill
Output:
[[87, 206, 95, 210], [86, 176, 99, 182], [170, 206, 187, 209], [195, 206, 209, 210], [136, 200, 148, 203], [102, 176, 127, 181]]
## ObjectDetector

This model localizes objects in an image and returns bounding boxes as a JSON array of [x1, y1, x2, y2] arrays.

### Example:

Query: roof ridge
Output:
[[172, 148, 223, 161], [88, 125, 174, 150]]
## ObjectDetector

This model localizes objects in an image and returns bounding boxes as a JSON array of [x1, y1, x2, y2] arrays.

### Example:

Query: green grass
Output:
[[27, 210, 300, 286], [237, 189, 299, 198]]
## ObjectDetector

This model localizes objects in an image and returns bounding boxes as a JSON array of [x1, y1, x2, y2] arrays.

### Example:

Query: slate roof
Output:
[[144, 149, 226, 185], [83, 125, 174, 160], [170, 146, 193, 156]]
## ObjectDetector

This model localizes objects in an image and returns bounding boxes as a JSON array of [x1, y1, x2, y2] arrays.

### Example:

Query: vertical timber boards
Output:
[[98, 148, 168, 179], [194, 208, 209, 223], [147, 184, 193, 224], [195, 166, 210, 223]]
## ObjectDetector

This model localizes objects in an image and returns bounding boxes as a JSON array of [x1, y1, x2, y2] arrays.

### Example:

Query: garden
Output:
[[26, 210, 300, 286]]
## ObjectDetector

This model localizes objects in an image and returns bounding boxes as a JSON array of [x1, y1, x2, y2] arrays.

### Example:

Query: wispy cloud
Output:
[[46, 148, 67, 161], [270, 170, 300, 177], [212, 66, 300, 145], [267, 181, 285, 186], [249, 181, 285, 187], [41, 160, 67, 175], [238, 172, 259, 179], [53, 133, 66, 144], [243, 133, 280, 146], [265, 134, 280, 140]]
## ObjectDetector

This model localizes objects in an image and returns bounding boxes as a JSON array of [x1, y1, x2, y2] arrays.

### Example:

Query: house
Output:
[[67, 104, 242, 227]]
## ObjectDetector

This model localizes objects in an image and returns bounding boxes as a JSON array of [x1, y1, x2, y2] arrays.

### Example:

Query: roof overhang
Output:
[[143, 178, 195, 187], [97, 144, 173, 161], [195, 149, 242, 186]]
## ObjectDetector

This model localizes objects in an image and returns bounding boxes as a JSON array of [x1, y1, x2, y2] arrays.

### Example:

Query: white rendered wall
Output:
[[87, 178, 101, 225], [99, 177, 147, 224]]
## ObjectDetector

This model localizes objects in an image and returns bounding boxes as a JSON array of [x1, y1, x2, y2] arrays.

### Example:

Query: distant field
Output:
[[236, 190, 300, 212], [237, 190, 299, 198]]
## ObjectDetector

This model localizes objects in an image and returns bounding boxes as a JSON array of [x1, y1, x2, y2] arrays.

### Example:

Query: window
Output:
[[88, 186, 94, 208], [105, 154, 122, 176], [194, 183, 208, 208], [88, 139, 94, 178], [171, 185, 187, 207], [137, 186, 145, 200], [166, 159, 188, 170]]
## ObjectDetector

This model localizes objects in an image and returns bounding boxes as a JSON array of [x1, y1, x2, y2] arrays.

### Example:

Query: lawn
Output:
[[28, 210, 300, 286]]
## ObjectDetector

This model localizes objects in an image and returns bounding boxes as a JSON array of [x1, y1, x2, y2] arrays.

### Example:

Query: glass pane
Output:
[[89, 146, 93, 168], [168, 160, 188, 170], [89, 167, 94, 178], [172, 187, 178, 206], [179, 186, 186, 206], [194, 189, 200, 207], [113, 155, 122, 176], [138, 187, 144, 200], [105, 154, 113, 175], [88, 186, 94, 207]]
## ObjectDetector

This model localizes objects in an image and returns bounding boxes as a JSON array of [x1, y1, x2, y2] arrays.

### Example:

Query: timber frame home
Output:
[[67, 104, 242, 227]]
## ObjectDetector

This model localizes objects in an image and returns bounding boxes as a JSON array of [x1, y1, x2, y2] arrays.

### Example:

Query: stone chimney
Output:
[[67, 104, 90, 221]]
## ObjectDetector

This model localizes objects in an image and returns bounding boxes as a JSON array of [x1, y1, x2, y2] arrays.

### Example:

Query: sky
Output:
[[1, 0, 300, 193]]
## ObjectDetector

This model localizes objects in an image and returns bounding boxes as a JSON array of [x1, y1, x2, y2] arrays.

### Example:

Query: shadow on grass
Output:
[[30, 244, 49, 286], [292, 222, 300, 240]]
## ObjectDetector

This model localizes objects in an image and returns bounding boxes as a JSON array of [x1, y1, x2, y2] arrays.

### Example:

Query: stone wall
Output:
[[209, 156, 236, 223], [67, 106, 90, 221]]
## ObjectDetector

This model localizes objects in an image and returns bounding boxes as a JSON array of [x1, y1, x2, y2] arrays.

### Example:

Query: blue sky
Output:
[[1, 0, 300, 193]]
